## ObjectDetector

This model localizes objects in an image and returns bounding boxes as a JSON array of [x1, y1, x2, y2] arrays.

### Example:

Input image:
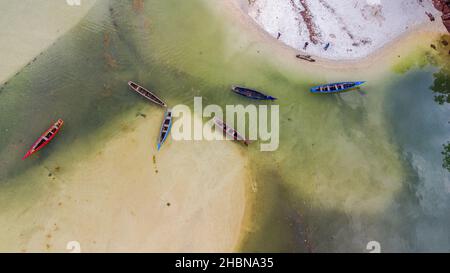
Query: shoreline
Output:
[[222, 0, 446, 76], [243, 0, 445, 60]]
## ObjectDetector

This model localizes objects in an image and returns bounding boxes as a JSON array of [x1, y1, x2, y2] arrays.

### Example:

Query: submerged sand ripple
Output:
[[0, 112, 249, 252]]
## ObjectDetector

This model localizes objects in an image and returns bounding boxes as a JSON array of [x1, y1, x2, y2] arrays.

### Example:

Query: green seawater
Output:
[[0, 0, 449, 252]]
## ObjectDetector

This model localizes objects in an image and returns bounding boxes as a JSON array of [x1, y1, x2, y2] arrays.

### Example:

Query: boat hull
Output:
[[296, 54, 316, 62], [231, 86, 276, 101], [310, 81, 366, 94], [128, 81, 167, 107], [22, 119, 64, 160], [213, 117, 250, 145], [157, 109, 173, 151]]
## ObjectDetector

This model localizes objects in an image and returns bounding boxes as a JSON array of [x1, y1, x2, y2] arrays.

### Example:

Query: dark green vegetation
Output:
[[432, 69, 450, 104], [430, 35, 450, 105], [443, 142, 450, 172], [430, 35, 450, 171]]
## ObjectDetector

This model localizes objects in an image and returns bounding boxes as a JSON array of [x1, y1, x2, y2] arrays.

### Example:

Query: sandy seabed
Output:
[[0, 0, 253, 253], [0, 110, 250, 252]]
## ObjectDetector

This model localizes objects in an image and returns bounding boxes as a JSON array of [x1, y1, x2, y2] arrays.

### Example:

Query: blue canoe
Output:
[[231, 86, 277, 101], [157, 109, 173, 151], [310, 81, 366, 94]]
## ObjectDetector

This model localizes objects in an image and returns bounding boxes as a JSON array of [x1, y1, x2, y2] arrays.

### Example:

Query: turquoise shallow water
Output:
[[241, 68, 450, 252], [0, 0, 449, 252], [383, 69, 450, 251]]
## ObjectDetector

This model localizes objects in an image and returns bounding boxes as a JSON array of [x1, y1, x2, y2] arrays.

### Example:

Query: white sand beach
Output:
[[216, 0, 446, 79], [0, 0, 96, 84], [0, 111, 250, 252], [244, 0, 445, 60]]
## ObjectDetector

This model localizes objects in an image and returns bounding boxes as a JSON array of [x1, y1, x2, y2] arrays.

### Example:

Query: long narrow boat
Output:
[[310, 81, 366, 94], [296, 54, 316, 62], [22, 119, 64, 160], [157, 109, 173, 151], [128, 81, 167, 107], [213, 117, 250, 146], [231, 85, 277, 101]]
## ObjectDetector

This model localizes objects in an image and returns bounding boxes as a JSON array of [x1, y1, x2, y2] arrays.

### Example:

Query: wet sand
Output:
[[0, 109, 249, 252]]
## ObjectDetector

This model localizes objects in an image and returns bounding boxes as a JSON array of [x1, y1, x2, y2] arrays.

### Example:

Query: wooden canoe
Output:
[[157, 109, 173, 151], [231, 85, 277, 101], [22, 119, 64, 160], [310, 81, 366, 94], [128, 81, 167, 107], [213, 117, 250, 146]]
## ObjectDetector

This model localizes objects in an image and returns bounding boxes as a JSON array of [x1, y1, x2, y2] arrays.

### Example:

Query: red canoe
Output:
[[22, 119, 64, 160]]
